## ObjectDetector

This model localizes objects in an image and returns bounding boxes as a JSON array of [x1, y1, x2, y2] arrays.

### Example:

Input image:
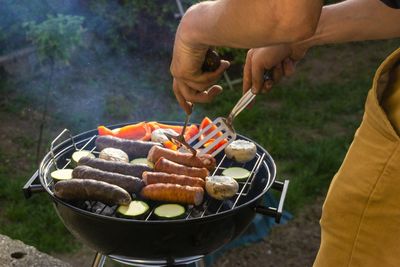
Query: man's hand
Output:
[[170, 29, 230, 114], [243, 44, 308, 94]]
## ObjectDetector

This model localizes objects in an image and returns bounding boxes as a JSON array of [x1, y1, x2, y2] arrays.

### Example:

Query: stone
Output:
[[0, 234, 71, 267]]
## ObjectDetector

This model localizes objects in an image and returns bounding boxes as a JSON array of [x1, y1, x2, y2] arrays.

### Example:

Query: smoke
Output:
[[0, 0, 196, 137]]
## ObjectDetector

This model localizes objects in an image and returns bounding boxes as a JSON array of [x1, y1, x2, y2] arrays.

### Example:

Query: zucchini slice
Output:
[[117, 200, 149, 218], [50, 169, 73, 181], [130, 158, 154, 168], [222, 167, 251, 181], [72, 150, 95, 165], [154, 204, 186, 219]]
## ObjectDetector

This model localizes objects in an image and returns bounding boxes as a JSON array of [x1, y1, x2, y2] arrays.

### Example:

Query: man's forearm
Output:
[[293, 0, 400, 53], [179, 0, 323, 49]]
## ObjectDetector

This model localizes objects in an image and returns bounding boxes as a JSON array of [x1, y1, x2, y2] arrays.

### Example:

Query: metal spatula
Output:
[[189, 70, 273, 157]]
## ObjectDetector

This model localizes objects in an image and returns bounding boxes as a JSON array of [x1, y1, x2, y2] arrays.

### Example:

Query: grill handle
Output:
[[22, 170, 45, 199], [254, 179, 289, 223]]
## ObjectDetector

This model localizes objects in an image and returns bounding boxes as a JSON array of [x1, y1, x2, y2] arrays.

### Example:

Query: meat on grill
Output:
[[72, 165, 144, 193], [141, 183, 204, 206], [78, 156, 152, 177], [154, 157, 209, 179], [142, 171, 205, 188], [95, 135, 160, 159], [147, 146, 216, 171], [54, 179, 132, 205]]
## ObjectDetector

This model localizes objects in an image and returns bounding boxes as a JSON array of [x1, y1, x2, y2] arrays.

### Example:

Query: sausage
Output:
[[72, 165, 144, 193], [54, 179, 131, 205], [142, 171, 205, 188], [141, 184, 204, 206], [95, 135, 160, 159], [147, 146, 216, 171], [154, 157, 209, 179], [78, 156, 152, 177]]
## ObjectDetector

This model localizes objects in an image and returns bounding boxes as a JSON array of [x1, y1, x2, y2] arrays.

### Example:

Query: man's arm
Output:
[[179, 0, 323, 49]]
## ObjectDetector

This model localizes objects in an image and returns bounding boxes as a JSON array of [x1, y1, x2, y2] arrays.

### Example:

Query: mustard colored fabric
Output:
[[313, 47, 400, 267]]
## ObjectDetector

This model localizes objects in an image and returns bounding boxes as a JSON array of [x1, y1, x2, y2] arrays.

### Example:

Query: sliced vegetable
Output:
[[154, 204, 186, 219], [225, 139, 257, 163], [130, 158, 154, 168], [99, 147, 129, 163], [98, 122, 152, 141], [199, 117, 223, 140], [147, 122, 199, 141], [151, 128, 177, 143], [72, 150, 95, 165], [117, 200, 150, 218], [222, 167, 251, 181], [162, 140, 178, 151], [50, 169, 73, 181]]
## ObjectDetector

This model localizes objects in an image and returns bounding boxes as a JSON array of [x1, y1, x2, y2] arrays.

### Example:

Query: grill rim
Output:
[[38, 121, 277, 224]]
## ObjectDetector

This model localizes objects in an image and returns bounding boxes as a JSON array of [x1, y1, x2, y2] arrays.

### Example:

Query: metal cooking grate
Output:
[[42, 129, 271, 220]]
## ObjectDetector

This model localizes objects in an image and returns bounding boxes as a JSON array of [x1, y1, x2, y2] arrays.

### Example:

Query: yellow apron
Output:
[[313, 47, 400, 267]]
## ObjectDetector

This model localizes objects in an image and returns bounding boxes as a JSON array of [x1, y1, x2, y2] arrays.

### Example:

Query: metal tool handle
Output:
[[254, 179, 289, 223], [22, 170, 45, 199], [227, 69, 273, 123], [202, 49, 221, 72]]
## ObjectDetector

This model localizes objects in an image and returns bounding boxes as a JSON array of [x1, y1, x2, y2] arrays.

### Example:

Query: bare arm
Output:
[[243, 0, 400, 94], [293, 0, 400, 57], [170, 0, 323, 114], [179, 0, 323, 49]]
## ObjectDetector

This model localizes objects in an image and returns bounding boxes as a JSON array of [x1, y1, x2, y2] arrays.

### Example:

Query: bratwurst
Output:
[[147, 146, 216, 171], [141, 183, 204, 206], [142, 171, 205, 188], [54, 179, 131, 205], [154, 157, 209, 179], [72, 165, 144, 193], [78, 156, 152, 177]]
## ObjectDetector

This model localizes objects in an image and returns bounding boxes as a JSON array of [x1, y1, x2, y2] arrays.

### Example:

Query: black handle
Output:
[[263, 69, 274, 82], [254, 179, 289, 223], [22, 170, 45, 199], [201, 49, 221, 72]]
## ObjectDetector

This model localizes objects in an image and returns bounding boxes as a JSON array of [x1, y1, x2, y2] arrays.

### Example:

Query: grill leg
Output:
[[194, 258, 205, 267], [91, 252, 107, 267]]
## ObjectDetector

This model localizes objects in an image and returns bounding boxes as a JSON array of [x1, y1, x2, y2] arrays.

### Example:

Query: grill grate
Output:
[[43, 130, 271, 221]]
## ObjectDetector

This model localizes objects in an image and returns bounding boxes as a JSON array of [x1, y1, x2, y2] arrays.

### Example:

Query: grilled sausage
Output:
[[154, 157, 209, 179], [142, 171, 205, 188], [72, 165, 144, 193], [141, 184, 204, 206], [147, 146, 216, 171], [95, 135, 160, 159], [54, 179, 131, 205], [78, 156, 152, 177]]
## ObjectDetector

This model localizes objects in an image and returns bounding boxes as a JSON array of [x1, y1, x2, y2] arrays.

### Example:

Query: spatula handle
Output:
[[201, 49, 221, 72]]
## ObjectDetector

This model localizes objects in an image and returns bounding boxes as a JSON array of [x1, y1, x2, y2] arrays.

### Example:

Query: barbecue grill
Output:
[[23, 122, 289, 267]]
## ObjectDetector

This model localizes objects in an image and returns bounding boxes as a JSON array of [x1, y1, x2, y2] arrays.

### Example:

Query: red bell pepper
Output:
[[97, 122, 152, 141]]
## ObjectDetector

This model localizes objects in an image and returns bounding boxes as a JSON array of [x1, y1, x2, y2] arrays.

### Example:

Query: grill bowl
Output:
[[26, 122, 287, 260]]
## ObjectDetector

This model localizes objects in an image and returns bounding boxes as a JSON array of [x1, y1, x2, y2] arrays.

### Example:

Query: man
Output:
[[170, 0, 400, 266]]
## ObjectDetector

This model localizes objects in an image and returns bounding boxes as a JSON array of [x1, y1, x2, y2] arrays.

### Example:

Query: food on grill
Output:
[[151, 128, 178, 143], [205, 175, 239, 200], [72, 165, 144, 193], [54, 179, 132, 205], [199, 117, 228, 153], [99, 147, 129, 163], [154, 157, 209, 179], [147, 122, 199, 141], [148, 146, 216, 171], [141, 184, 204, 206], [154, 204, 186, 219], [117, 200, 149, 218], [98, 122, 152, 141], [50, 169, 73, 181], [130, 158, 154, 168], [142, 171, 205, 188], [162, 140, 178, 151], [224, 140, 257, 163], [95, 135, 160, 159], [222, 167, 251, 181], [78, 156, 152, 177], [71, 150, 95, 166]]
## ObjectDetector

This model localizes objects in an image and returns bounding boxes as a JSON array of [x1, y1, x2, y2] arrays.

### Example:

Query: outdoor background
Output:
[[1, 0, 399, 266]]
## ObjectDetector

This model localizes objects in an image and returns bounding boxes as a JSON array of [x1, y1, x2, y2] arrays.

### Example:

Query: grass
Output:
[[0, 39, 398, 255]]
